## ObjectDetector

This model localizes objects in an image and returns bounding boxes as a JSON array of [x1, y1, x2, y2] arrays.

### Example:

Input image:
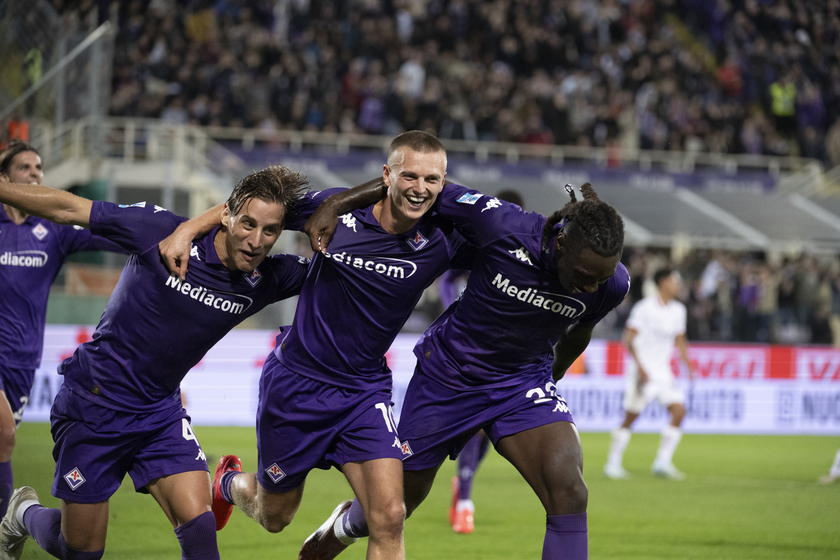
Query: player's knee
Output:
[[366, 498, 406, 540], [258, 511, 294, 534], [546, 472, 588, 514], [0, 425, 16, 458], [565, 477, 588, 512]]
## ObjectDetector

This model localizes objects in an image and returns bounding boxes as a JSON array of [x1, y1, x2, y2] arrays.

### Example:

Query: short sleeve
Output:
[[434, 183, 533, 248], [283, 188, 346, 232], [89, 201, 186, 254]]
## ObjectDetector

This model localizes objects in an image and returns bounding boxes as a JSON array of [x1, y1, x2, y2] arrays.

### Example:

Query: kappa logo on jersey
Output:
[[265, 463, 286, 483], [407, 231, 428, 251], [190, 244, 201, 261], [399, 441, 413, 457], [31, 223, 49, 240], [491, 274, 586, 318], [324, 251, 418, 279], [64, 467, 86, 490], [246, 267, 262, 287], [0, 250, 48, 267], [164, 276, 254, 314], [340, 213, 357, 232], [153, 205, 167, 213], [456, 193, 483, 205], [509, 247, 532, 265], [481, 198, 502, 212], [118, 201, 146, 209]]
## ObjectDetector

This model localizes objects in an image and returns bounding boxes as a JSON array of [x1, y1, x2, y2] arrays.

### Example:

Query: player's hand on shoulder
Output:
[[304, 200, 340, 254], [159, 223, 195, 281]]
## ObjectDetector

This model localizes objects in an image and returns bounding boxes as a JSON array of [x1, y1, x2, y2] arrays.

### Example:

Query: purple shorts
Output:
[[0, 364, 36, 426], [256, 352, 403, 493], [397, 364, 575, 471], [50, 384, 208, 503]]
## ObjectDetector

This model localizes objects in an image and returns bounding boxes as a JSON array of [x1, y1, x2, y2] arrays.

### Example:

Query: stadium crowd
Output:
[[42, 0, 836, 166], [612, 247, 840, 347]]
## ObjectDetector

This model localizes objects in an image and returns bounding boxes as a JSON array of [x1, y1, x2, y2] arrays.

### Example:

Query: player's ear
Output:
[[220, 203, 232, 226], [555, 230, 566, 252], [382, 164, 393, 188]]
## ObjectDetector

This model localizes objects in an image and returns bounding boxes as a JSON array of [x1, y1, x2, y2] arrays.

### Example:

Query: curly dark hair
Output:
[[227, 165, 310, 225], [541, 183, 624, 257]]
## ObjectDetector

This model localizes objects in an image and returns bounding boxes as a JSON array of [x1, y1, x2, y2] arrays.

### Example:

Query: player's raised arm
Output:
[[303, 178, 387, 252], [158, 203, 224, 280], [0, 180, 93, 227]]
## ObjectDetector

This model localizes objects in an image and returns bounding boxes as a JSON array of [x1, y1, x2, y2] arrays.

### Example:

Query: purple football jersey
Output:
[[277, 189, 470, 391], [415, 183, 630, 390], [0, 205, 121, 369], [58, 201, 309, 412]]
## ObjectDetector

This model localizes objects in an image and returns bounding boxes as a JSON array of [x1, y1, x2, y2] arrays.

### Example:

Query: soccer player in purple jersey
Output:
[[440, 188, 525, 535], [299, 180, 629, 560], [0, 166, 311, 560], [159, 131, 472, 560], [0, 142, 123, 522]]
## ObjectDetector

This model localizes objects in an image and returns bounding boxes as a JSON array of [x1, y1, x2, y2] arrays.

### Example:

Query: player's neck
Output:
[[3, 204, 27, 224], [373, 198, 418, 235]]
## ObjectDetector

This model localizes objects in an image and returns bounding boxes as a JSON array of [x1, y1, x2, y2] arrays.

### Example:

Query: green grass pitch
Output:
[[11, 422, 840, 559]]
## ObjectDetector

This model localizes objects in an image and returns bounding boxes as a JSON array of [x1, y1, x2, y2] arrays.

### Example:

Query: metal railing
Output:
[[199, 125, 823, 180], [28, 117, 826, 196]]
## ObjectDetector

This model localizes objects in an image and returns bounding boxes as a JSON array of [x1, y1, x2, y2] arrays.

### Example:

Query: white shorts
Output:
[[623, 365, 684, 414]]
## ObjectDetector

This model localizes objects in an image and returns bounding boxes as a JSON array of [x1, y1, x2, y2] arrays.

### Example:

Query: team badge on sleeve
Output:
[[64, 467, 86, 490], [456, 193, 482, 205], [265, 463, 286, 483]]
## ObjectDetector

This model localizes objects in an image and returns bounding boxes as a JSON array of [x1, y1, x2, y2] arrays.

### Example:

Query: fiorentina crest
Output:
[[64, 467, 86, 490], [407, 231, 428, 251], [246, 268, 262, 287], [265, 463, 286, 483]]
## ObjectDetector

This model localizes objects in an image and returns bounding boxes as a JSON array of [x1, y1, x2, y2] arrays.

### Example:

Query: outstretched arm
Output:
[[552, 323, 595, 381], [158, 203, 224, 280], [304, 178, 387, 252], [0, 180, 92, 227]]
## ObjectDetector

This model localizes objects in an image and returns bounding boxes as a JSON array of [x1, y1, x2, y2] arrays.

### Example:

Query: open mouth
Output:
[[241, 249, 260, 262], [405, 194, 427, 209]]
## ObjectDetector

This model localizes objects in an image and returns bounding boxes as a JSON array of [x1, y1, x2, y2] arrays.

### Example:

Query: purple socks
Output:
[[339, 498, 370, 539], [457, 433, 490, 500], [174, 511, 219, 560], [219, 471, 239, 504], [543, 512, 588, 559], [22, 505, 104, 559]]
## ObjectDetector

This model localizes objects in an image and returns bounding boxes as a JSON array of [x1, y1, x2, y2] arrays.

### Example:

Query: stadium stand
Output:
[[4, 0, 840, 346], [91, 0, 840, 163]]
